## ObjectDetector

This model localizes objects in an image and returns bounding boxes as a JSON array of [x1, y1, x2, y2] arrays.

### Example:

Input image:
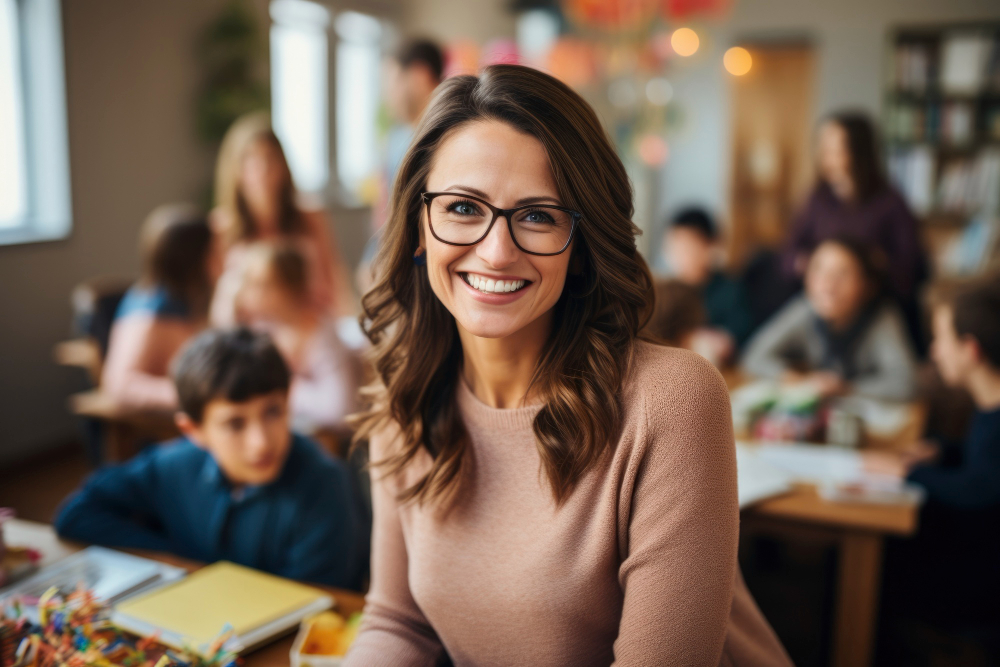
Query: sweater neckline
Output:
[[456, 374, 541, 432]]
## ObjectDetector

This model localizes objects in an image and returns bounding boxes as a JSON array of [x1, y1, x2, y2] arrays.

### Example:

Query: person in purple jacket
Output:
[[783, 111, 928, 348]]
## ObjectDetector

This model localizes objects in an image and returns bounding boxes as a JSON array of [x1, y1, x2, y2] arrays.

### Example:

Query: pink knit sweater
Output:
[[345, 342, 791, 666]]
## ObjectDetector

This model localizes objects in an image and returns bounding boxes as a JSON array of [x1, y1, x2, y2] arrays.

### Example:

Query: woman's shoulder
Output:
[[618, 342, 736, 479], [626, 341, 731, 423], [116, 284, 190, 321]]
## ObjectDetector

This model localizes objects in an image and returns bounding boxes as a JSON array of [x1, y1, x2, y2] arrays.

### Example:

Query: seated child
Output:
[[741, 236, 917, 401], [235, 242, 361, 435], [101, 204, 220, 410], [663, 207, 753, 362], [643, 278, 705, 352], [56, 327, 369, 590], [864, 276, 1000, 627]]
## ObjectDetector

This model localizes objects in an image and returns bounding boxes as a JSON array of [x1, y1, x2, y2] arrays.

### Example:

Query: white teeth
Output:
[[464, 274, 526, 294]]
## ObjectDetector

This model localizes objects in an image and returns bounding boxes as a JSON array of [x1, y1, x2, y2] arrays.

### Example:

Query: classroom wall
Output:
[[0, 0, 270, 467], [400, 0, 516, 46]]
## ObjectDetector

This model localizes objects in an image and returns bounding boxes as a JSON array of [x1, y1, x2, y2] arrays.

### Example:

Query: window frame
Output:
[[0, 0, 72, 247], [327, 4, 398, 210]]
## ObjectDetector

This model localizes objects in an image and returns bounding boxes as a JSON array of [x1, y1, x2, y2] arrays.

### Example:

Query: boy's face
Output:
[[177, 390, 293, 486], [665, 227, 714, 287], [931, 305, 977, 387]]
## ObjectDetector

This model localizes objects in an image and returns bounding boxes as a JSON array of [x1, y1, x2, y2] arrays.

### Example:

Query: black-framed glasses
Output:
[[421, 192, 580, 256]]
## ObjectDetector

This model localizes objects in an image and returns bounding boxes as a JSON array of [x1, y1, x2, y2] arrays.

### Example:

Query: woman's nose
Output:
[[476, 216, 520, 267]]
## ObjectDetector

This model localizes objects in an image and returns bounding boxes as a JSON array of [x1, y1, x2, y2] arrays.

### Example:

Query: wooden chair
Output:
[[54, 276, 180, 463]]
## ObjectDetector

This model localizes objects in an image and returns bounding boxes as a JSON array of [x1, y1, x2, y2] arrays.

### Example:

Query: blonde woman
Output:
[[210, 112, 355, 324], [345, 65, 791, 666]]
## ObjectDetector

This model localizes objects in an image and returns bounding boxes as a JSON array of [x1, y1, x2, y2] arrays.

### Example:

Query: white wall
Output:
[[401, 0, 515, 45]]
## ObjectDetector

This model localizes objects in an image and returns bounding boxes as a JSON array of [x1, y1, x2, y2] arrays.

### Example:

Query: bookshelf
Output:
[[884, 24, 1000, 230]]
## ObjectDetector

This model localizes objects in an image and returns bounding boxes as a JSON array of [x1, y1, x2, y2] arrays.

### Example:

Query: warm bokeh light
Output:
[[723, 46, 752, 75], [670, 28, 700, 57]]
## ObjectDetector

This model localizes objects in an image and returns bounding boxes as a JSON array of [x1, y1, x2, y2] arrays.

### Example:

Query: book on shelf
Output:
[[889, 147, 1000, 220], [940, 32, 994, 94], [891, 30, 1000, 96]]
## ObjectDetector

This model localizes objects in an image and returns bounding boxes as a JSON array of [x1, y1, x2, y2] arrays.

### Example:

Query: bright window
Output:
[[334, 10, 382, 200], [0, 0, 27, 229], [0, 0, 72, 245], [270, 0, 330, 194]]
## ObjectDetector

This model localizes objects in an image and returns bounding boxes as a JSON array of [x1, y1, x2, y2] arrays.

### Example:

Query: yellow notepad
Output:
[[113, 561, 333, 652]]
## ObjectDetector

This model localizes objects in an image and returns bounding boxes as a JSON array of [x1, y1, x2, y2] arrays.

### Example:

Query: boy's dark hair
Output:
[[643, 278, 705, 346], [171, 327, 291, 423], [396, 39, 445, 82], [671, 207, 717, 241], [943, 276, 1000, 368]]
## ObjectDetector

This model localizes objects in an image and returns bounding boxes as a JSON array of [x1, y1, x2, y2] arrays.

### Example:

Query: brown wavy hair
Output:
[[352, 64, 653, 505], [138, 203, 214, 318], [214, 111, 306, 245]]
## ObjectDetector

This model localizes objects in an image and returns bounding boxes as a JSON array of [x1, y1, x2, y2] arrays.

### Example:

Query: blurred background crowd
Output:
[[2, 0, 1000, 665]]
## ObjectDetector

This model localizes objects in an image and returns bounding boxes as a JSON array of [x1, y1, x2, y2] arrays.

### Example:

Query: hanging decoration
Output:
[[661, 0, 733, 21], [564, 0, 659, 32]]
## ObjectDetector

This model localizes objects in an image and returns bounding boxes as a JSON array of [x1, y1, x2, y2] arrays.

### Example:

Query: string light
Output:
[[723, 46, 752, 75], [670, 28, 699, 57]]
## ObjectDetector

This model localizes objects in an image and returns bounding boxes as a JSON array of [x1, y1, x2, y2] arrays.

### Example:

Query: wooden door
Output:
[[728, 43, 816, 267]]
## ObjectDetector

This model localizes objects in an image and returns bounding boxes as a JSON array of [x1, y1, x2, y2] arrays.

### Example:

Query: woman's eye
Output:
[[524, 210, 554, 223], [450, 203, 478, 216]]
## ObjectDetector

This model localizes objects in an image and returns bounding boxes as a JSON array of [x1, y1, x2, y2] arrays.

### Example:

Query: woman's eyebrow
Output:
[[442, 184, 562, 206]]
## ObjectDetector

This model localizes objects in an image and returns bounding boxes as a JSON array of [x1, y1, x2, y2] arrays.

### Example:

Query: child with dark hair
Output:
[[643, 278, 705, 349], [742, 236, 917, 400], [866, 275, 1000, 647], [101, 204, 221, 410], [56, 327, 369, 589], [662, 207, 753, 363]]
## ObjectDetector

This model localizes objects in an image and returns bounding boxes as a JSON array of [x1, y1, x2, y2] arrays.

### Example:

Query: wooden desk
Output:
[[3, 519, 366, 667], [727, 371, 927, 665], [69, 390, 179, 462], [743, 483, 918, 667]]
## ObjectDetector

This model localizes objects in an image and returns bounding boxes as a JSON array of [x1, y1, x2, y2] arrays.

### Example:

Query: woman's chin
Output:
[[455, 313, 525, 340]]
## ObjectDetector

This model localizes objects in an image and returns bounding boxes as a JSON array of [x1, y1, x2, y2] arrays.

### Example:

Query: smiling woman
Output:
[[347, 64, 791, 666]]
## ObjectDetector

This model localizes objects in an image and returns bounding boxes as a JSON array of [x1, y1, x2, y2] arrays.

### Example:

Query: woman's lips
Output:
[[457, 272, 532, 304]]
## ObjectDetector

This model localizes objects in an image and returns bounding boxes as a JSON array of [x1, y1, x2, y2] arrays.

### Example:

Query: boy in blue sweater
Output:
[[56, 327, 369, 590], [865, 276, 1000, 630]]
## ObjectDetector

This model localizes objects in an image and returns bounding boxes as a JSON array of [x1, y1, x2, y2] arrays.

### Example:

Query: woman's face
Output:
[[817, 121, 853, 197], [421, 120, 573, 340], [240, 139, 287, 210], [805, 243, 869, 325]]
